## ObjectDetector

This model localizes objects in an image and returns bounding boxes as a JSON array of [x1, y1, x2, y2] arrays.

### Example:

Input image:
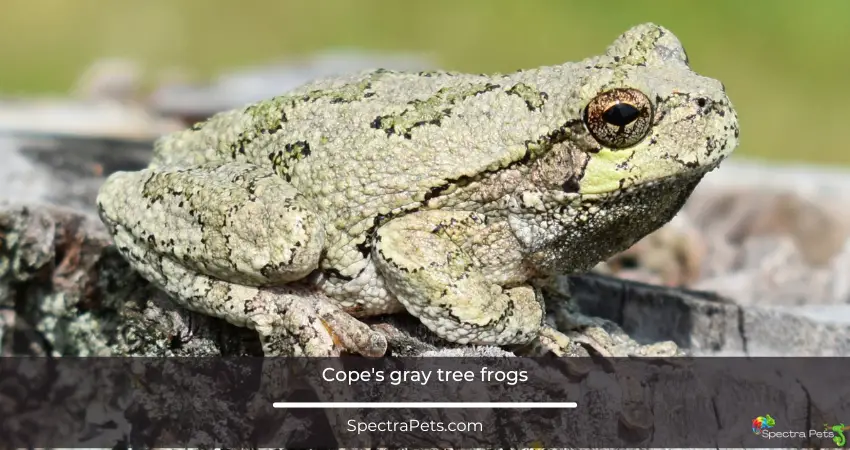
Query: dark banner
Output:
[[1, 356, 848, 448]]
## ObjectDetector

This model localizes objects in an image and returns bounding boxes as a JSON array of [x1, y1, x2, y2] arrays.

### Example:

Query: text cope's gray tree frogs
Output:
[[97, 23, 739, 356]]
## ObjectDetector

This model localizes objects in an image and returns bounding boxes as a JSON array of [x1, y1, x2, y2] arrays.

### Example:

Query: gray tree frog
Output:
[[97, 23, 739, 356]]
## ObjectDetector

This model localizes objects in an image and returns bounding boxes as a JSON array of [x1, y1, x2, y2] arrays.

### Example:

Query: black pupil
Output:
[[602, 102, 641, 127]]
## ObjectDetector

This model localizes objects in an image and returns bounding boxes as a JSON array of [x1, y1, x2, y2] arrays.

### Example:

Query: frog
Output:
[[96, 23, 739, 357]]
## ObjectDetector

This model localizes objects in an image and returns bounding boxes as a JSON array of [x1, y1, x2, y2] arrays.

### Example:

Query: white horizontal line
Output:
[[272, 402, 577, 409]]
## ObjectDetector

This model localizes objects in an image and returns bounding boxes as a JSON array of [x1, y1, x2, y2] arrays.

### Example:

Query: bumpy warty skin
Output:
[[96, 23, 739, 355]]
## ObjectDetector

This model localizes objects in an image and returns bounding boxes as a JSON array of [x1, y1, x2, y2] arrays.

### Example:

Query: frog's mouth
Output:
[[539, 156, 724, 212], [571, 154, 726, 199]]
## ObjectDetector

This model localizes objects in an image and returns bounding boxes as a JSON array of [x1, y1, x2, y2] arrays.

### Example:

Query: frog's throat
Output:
[[519, 166, 707, 274]]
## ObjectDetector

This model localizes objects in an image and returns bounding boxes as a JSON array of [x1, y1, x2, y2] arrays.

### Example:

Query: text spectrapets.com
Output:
[[346, 419, 484, 434]]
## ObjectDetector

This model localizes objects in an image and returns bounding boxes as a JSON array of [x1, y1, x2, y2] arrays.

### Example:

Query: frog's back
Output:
[[150, 68, 548, 230]]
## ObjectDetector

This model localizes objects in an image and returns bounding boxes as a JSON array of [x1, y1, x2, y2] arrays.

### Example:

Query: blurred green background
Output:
[[1, 0, 848, 165]]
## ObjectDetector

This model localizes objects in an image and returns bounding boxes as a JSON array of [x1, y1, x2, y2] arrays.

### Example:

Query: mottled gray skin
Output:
[[97, 23, 739, 356]]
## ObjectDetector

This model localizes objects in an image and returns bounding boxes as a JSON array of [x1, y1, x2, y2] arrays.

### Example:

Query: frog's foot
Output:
[[536, 326, 572, 357], [373, 210, 545, 347], [258, 286, 387, 356], [567, 326, 616, 357], [505, 325, 591, 357], [514, 323, 619, 357], [541, 288, 682, 357], [518, 278, 616, 356], [543, 294, 618, 357]]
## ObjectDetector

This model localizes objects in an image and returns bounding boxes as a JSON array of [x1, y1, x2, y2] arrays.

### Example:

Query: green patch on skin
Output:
[[506, 83, 548, 111], [284, 141, 311, 159], [269, 140, 311, 179], [371, 82, 501, 138], [578, 148, 635, 194], [241, 75, 382, 137], [620, 26, 664, 66], [244, 96, 290, 132], [302, 78, 375, 104], [416, 70, 460, 77]]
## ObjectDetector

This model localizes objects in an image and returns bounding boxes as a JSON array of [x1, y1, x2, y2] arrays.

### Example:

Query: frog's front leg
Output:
[[96, 161, 386, 356], [373, 209, 570, 353]]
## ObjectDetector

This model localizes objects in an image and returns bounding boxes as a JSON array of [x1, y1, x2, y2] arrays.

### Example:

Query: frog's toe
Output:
[[262, 287, 387, 357], [514, 325, 619, 357], [540, 326, 573, 356], [315, 303, 388, 357], [568, 326, 616, 357]]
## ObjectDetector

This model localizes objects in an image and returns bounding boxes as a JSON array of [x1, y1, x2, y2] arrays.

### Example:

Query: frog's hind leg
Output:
[[373, 209, 567, 351], [98, 161, 325, 286], [97, 161, 386, 356]]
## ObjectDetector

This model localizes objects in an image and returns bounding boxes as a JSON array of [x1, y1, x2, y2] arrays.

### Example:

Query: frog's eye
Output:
[[583, 88, 653, 149]]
